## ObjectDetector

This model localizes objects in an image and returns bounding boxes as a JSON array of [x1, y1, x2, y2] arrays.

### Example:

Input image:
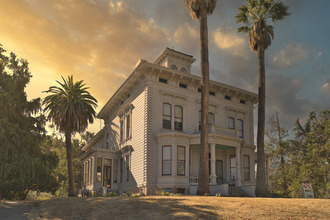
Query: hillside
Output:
[[29, 196, 330, 219]]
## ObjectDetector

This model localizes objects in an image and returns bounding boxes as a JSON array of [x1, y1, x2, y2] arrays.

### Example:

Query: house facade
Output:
[[80, 48, 258, 196]]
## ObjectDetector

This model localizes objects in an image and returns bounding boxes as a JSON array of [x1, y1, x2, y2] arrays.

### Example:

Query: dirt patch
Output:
[[28, 196, 330, 220]]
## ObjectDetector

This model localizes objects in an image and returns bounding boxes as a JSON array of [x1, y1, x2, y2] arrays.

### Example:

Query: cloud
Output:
[[320, 82, 330, 98], [0, 0, 170, 108], [173, 23, 199, 53], [213, 28, 247, 57], [266, 74, 316, 128], [272, 43, 308, 68]]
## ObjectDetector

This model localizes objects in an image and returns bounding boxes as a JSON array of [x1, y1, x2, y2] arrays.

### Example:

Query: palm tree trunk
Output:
[[255, 46, 267, 197], [197, 8, 210, 195], [65, 131, 75, 197]]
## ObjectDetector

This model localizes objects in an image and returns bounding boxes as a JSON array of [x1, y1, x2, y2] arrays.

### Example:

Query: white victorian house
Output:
[[81, 48, 258, 196]]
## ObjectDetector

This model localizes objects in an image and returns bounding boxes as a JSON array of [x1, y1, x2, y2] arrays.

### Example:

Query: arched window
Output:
[[228, 117, 235, 129], [180, 67, 187, 72], [162, 103, 171, 129], [170, 65, 177, 70], [237, 119, 244, 138], [174, 105, 183, 131]]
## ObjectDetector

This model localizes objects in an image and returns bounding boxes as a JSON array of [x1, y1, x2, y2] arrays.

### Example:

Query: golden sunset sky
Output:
[[1, 0, 329, 134]]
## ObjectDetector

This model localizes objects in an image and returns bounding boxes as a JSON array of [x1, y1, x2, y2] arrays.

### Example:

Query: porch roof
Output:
[[189, 144, 235, 150]]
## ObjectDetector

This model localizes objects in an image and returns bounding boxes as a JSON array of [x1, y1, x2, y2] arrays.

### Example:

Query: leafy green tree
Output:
[[43, 76, 97, 196], [42, 134, 85, 197], [266, 111, 290, 197], [236, 0, 289, 197], [185, 0, 217, 195], [0, 44, 58, 200], [290, 110, 330, 198]]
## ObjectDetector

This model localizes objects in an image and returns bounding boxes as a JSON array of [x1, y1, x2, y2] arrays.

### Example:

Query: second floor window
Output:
[[228, 117, 235, 129], [162, 103, 172, 129], [174, 105, 183, 131], [120, 119, 124, 142], [126, 114, 131, 138], [237, 119, 244, 138]]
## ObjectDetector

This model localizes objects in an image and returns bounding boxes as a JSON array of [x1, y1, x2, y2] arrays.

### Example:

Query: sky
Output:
[[0, 0, 329, 135]]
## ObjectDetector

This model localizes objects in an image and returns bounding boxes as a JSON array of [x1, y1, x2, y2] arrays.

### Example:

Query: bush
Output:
[[215, 193, 221, 197], [107, 192, 117, 197]]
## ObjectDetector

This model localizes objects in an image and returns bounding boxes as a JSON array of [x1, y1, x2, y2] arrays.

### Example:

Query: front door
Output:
[[216, 160, 223, 184], [103, 165, 111, 188]]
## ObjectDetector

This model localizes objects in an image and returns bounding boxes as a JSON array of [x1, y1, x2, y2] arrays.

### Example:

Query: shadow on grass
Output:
[[33, 196, 220, 219]]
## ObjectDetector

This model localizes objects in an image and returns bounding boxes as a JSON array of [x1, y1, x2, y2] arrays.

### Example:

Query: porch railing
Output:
[[189, 176, 211, 184]]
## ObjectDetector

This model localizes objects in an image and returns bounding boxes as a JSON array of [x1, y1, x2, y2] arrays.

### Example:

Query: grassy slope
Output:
[[29, 196, 330, 220]]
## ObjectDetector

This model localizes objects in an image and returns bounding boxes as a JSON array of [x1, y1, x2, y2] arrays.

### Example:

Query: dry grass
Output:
[[29, 196, 330, 220]]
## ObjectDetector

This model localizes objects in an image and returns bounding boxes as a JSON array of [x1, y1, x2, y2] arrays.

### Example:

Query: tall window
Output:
[[243, 155, 250, 181], [120, 158, 123, 183], [97, 158, 102, 182], [230, 155, 236, 181], [113, 159, 118, 183], [90, 158, 93, 183], [162, 146, 172, 175], [199, 112, 215, 130], [162, 103, 171, 129], [120, 119, 124, 142], [237, 119, 244, 138], [174, 105, 183, 131], [177, 146, 185, 176], [126, 155, 130, 181], [104, 159, 112, 188], [126, 114, 131, 139], [228, 117, 235, 129]]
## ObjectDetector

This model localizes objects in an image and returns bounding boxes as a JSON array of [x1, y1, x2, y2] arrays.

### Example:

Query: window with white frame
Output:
[[126, 114, 131, 139], [162, 103, 172, 129], [120, 119, 124, 142], [97, 158, 102, 182], [113, 159, 118, 183], [177, 146, 185, 176], [174, 105, 183, 131], [228, 117, 235, 129], [162, 146, 172, 175], [126, 155, 130, 181], [237, 119, 244, 138]]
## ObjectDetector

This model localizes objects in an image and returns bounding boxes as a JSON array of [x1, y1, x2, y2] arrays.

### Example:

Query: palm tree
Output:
[[43, 75, 97, 196], [236, 0, 289, 197], [185, 0, 217, 195]]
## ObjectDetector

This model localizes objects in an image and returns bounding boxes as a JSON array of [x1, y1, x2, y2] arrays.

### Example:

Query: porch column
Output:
[[210, 143, 216, 185], [235, 146, 242, 186]]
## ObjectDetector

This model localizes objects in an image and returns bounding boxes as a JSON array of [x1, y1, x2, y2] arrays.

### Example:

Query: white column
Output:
[[210, 143, 216, 185], [235, 146, 242, 186]]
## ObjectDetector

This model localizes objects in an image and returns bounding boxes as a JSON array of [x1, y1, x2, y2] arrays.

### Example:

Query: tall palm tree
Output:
[[185, 0, 217, 195], [43, 75, 97, 196], [236, 0, 289, 197]]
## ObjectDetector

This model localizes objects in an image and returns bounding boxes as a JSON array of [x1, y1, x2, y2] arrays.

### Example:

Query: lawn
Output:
[[29, 196, 330, 220]]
